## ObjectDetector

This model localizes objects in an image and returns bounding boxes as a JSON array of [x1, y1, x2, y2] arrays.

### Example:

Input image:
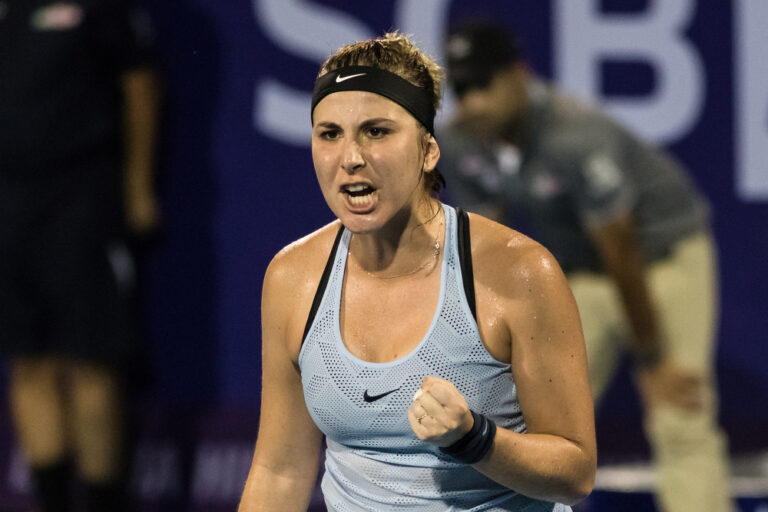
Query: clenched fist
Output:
[[408, 376, 475, 447]]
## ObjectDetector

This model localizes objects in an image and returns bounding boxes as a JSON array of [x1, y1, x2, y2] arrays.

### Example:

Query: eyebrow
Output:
[[360, 118, 397, 129], [314, 121, 340, 130], [313, 117, 398, 130]]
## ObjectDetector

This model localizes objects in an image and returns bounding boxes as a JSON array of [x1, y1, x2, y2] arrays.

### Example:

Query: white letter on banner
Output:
[[735, 0, 768, 201], [394, 0, 450, 64], [252, 0, 373, 146], [554, 0, 704, 144], [394, 0, 454, 124]]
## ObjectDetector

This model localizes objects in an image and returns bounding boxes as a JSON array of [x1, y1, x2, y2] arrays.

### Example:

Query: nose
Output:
[[340, 137, 365, 173]]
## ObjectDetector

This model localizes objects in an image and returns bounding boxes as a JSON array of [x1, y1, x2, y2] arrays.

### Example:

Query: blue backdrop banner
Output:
[[143, 0, 768, 431], [1, 0, 767, 509]]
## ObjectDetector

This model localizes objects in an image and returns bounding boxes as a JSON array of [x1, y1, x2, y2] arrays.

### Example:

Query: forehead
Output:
[[312, 90, 416, 126]]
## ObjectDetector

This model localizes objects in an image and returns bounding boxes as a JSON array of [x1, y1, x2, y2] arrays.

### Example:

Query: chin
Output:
[[335, 211, 377, 234]]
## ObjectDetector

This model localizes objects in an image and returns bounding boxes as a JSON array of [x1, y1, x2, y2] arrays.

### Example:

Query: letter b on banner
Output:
[[735, 0, 768, 200], [554, 0, 704, 144]]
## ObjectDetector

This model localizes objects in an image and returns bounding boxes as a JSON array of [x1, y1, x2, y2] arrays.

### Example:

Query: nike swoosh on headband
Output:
[[336, 72, 366, 83]]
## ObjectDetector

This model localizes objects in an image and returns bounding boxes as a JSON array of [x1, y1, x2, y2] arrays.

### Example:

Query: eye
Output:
[[367, 126, 390, 138], [319, 128, 340, 140]]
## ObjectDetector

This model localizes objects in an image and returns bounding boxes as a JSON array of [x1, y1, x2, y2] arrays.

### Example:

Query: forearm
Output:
[[590, 217, 661, 360], [238, 462, 317, 512], [122, 69, 159, 194], [472, 427, 595, 505], [605, 249, 661, 359]]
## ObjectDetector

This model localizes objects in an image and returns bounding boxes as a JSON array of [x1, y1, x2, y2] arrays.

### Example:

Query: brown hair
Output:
[[319, 32, 446, 195]]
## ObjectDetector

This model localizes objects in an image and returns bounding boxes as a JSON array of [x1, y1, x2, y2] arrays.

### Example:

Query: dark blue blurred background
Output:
[[2, 0, 767, 510]]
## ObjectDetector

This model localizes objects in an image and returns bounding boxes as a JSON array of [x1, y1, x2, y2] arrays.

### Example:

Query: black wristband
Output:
[[439, 410, 497, 464]]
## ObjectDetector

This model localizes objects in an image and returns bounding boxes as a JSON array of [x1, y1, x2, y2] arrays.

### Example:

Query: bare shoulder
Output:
[[466, 213, 564, 298], [465, 213, 580, 364], [262, 220, 344, 360], [264, 220, 343, 291]]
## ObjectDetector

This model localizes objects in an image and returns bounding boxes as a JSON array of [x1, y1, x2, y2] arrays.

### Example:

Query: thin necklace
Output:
[[352, 212, 443, 280]]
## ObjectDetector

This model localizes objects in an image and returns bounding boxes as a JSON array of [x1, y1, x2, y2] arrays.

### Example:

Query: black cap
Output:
[[444, 21, 519, 97]]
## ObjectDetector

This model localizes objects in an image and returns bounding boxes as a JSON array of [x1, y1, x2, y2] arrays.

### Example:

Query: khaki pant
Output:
[[569, 231, 734, 512]]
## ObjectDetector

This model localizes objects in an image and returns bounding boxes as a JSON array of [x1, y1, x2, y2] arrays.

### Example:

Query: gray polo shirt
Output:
[[437, 81, 709, 273]]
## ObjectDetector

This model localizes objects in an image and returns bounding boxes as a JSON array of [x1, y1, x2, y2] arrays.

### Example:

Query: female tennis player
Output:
[[238, 32, 596, 512]]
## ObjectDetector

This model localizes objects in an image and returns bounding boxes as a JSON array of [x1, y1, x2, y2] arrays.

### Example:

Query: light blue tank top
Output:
[[299, 204, 571, 511]]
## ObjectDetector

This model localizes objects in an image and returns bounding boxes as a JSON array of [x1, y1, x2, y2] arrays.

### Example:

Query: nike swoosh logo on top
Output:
[[336, 72, 366, 83], [363, 387, 401, 402]]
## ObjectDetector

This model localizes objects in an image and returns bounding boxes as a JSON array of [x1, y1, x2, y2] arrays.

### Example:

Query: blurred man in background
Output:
[[0, 0, 159, 510], [438, 20, 733, 512]]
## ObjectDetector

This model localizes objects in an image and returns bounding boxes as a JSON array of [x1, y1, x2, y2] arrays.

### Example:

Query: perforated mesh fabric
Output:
[[299, 204, 571, 511]]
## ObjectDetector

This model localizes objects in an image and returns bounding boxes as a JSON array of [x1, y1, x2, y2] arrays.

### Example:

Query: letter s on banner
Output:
[[735, 0, 768, 201], [553, 0, 704, 145], [252, 0, 373, 146], [253, 0, 452, 147]]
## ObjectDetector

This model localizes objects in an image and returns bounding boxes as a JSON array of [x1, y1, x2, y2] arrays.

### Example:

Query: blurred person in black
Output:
[[437, 20, 734, 512], [0, 0, 159, 510]]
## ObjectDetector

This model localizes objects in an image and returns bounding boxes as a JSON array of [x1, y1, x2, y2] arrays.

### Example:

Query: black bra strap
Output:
[[455, 208, 477, 321], [302, 224, 345, 344]]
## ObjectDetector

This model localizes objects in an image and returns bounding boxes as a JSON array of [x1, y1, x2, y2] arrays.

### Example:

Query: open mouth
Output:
[[343, 183, 376, 206]]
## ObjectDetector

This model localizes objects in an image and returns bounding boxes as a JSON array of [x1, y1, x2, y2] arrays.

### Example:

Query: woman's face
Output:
[[312, 91, 439, 234]]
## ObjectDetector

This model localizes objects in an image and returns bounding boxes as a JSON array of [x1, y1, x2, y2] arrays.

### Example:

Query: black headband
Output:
[[311, 66, 436, 135]]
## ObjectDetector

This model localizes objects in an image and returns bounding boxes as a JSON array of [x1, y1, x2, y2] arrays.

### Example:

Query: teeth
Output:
[[349, 193, 373, 205], [345, 184, 368, 192]]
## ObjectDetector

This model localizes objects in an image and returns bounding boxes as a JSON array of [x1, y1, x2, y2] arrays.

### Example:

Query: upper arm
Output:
[[252, 256, 323, 477], [506, 246, 595, 452], [565, 130, 634, 229], [586, 214, 644, 278]]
